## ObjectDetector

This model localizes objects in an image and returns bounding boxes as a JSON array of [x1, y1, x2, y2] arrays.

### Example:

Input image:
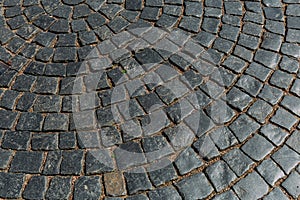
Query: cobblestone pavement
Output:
[[0, 0, 299, 199]]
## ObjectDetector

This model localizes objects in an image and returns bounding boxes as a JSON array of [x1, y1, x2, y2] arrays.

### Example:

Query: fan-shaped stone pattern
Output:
[[0, 0, 299, 199]]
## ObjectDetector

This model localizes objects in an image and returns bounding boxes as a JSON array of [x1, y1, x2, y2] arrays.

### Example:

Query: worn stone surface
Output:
[[0, 1, 299, 199]]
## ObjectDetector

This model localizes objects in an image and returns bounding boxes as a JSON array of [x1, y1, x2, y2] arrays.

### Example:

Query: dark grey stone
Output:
[[0, 90, 19, 110], [202, 17, 220, 33], [236, 75, 263, 97], [42, 151, 62, 175], [33, 95, 61, 112], [281, 42, 300, 58], [32, 133, 58, 150], [238, 34, 260, 50], [270, 108, 297, 130], [0, 149, 13, 169], [108, 16, 130, 33], [264, 7, 283, 21], [256, 159, 285, 185], [176, 173, 213, 199], [242, 134, 274, 161], [258, 85, 283, 105], [12, 74, 36, 92], [45, 177, 72, 200], [224, 1, 243, 15], [10, 151, 43, 173], [226, 87, 253, 111], [53, 47, 77, 62], [2, 131, 30, 150], [16, 112, 44, 131], [100, 126, 121, 147], [219, 24, 240, 41], [59, 132, 76, 149], [60, 77, 83, 95], [261, 32, 283, 51], [270, 70, 294, 90], [223, 148, 254, 177], [148, 186, 181, 200], [0, 172, 24, 199], [246, 62, 272, 82], [33, 14, 56, 30], [233, 172, 269, 200], [125, 0, 142, 10], [148, 164, 177, 186], [206, 160, 237, 192], [34, 76, 58, 94], [264, 188, 289, 200], [141, 7, 161, 20], [242, 22, 263, 37], [281, 171, 300, 199], [23, 176, 47, 200], [222, 55, 247, 73], [60, 150, 84, 175], [73, 176, 102, 200], [229, 114, 260, 142], [247, 100, 273, 123], [193, 31, 216, 47], [85, 149, 114, 174], [260, 124, 288, 146], [286, 130, 300, 154], [115, 141, 147, 170], [280, 56, 299, 73], [265, 20, 285, 35], [71, 19, 88, 32], [209, 126, 238, 150], [142, 135, 174, 162], [124, 168, 152, 194], [272, 145, 300, 174]]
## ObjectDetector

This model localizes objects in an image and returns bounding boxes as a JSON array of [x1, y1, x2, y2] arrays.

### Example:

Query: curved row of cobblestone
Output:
[[0, 0, 299, 199]]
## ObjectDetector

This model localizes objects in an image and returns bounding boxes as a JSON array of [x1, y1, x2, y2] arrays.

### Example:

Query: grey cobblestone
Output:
[[0, 1, 298, 199]]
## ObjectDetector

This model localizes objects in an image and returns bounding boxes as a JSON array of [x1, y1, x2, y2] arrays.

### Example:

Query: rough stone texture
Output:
[[0, 1, 299, 199], [233, 172, 269, 200]]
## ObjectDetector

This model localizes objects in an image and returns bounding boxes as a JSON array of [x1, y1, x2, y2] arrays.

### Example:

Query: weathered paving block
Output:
[[175, 173, 213, 199], [23, 176, 47, 200], [272, 145, 300, 174], [124, 167, 152, 194], [256, 159, 285, 185], [205, 160, 237, 192], [233, 172, 269, 200], [223, 148, 254, 177], [0, 1, 298, 199], [74, 176, 102, 200], [45, 177, 72, 200], [0, 172, 24, 199], [1, 131, 30, 150], [10, 151, 43, 173]]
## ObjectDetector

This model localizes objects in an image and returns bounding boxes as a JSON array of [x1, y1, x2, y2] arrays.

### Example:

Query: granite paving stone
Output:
[[264, 188, 290, 200], [45, 177, 72, 200], [74, 176, 102, 200], [223, 148, 254, 177], [233, 172, 269, 200], [257, 159, 285, 185], [10, 151, 43, 173], [272, 145, 300, 174], [281, 171, 300, 198], [0, 1, 298, 199], [23, 176, 47, 200], [205, 160, 237, 192], [0, 172, 24, 199], [175, 173, 213, 199], [124, 167, 152, 194], [148, 186, 181, 200]]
